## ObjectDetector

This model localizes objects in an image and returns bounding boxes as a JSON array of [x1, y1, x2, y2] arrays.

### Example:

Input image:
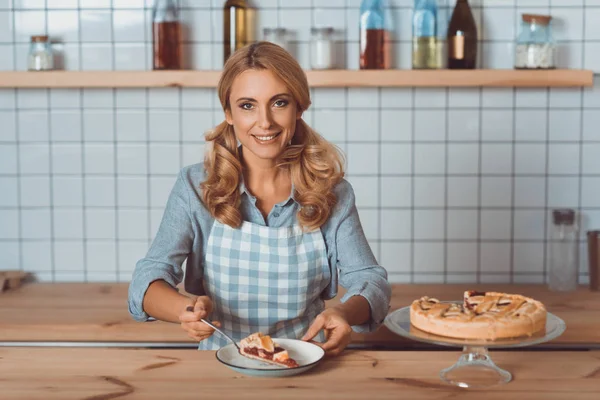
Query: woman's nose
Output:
[[257, 108, 273, 130]]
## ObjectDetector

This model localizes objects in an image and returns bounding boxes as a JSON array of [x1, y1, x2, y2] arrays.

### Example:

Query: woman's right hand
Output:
[[178, 296, 221, 342]]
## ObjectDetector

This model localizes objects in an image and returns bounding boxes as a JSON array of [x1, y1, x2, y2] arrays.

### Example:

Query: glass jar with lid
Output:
[[28, 35, 54, 71], [515, 14, 556, 70], [263, 27, 289, 52], [310, 27, 335, 70]]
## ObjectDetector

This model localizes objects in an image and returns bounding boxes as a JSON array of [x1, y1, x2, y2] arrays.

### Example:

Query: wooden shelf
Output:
[[0, 69, 593, 88]]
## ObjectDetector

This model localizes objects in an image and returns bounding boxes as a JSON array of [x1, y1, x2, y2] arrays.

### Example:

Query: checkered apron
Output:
[[198, 220, 329, 350]]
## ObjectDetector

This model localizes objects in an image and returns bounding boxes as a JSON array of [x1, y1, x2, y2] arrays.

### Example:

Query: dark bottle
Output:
[[447, 0, 477, 69], [224, 0, 250, 64], [152, 0, 181, 70], [359, 0, 393, 70]]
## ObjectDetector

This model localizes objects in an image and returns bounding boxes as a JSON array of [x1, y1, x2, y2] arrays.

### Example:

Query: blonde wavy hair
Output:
[[200, 42, 345, 232]]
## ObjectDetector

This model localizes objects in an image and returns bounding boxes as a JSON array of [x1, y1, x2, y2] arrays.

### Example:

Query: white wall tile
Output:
[[84, 110, 114, 142], [414, 110, 446, 141], [549, 110, 581, 141], [414, 210, 445, 240], [48, 10, 79, 43], [50, 89, 81, 109], [515, 110, 547, 141], [514, 176, 546, 207], [0, 44, 13, 70], [117, 144, 147, 175], [81, 44, 114, 70], [348, 88, 379, 108], [414, 144, 445, 174], [80, 10, 112, 42], [380, 242, 411, 274], [118, 209, 148, 240], [348, 110, 379, 141], [515, 89, 548, 108], [556, 42, 583, 69], [19, 143, 49, 174], [22, 241, 52, 273], [447, 243, 478, 274], [448, 143, 479, 174], [149, 176, 174, 208], [0, 210, 19, 239], [549, 88, 582, 109], [0, 144, 17, 174], [0, 177, 18, 206], [181, 143, 205, 167], [415, 89, 447, 109], [83, 89, 113, 108], [314, 109, 346, 142], [116, 89, 146, 109], [149, 88, 180, 109], [149, 143, 180, 174], [114, 44, 147, 70], [413, 242, 444, 274], [51, 111, 82, 141], [149, 111, 180, 141], [0, 11, 13, 42], [548, 143, 580, 175], [380, 209, 411, 240], [380, 176, 411, 208], [117, 177, 148, 207], [22, 209, 51, 239], [116, 110, 147, 142], [513, 209, 546, 239], [480, 210, 512, 240], [0, 89, 15, 109], [584, 8, 600, 40], [113, 10, 145, 42], [53, 177, 83, 207], [581, 177, 600, 208], [552, 8, 584, 41], [481, 144, 512, 174], [414, 177, 444, 207], [86, 209, 115, 239], [547, 176, 579, 208], [84, 144, 114, 174], [513, 242, 544, 273], [380, 88, 412, 108], [53, 210, 83, 239], [584, 80, 600, 108], [86, 241, 116, 272], [279, 9, 311, 41], [0, 110, 16, 141], [582, 144, 600, 174], [447, 176, 479, 207], [20, 176, 50, 207], [85, 177, 114, 207], [0, 242, 20, 270], [583, 110, 600, 141], [482, 42, 515, 68], [481, 176, 512, 207], [448, 89, 480, 108], [14, 10, 45, 43], [481, 110, 513, 141], [447, 210, 478, 240], [480, 243, 511, 274], [18, 111, 49, 142], [381, 110, 412, 141], [347, 143, 378, 175], [54, 242, 84, 275], [514, 143, 545, 174], [448, 110, 480, 141]]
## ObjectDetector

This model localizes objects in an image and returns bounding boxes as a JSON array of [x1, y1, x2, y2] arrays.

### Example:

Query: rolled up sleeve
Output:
[[335, 182, 392, 333], [127, 168, 195, 321]]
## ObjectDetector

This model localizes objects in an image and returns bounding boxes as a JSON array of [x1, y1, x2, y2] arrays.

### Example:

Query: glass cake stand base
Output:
[[439, 346, 511, 388], [384, 304, 566, 389]]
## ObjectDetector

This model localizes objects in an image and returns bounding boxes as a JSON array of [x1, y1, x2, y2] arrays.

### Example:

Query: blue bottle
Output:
[[359, 0, 393, 69], [412, 0, 440, 69]]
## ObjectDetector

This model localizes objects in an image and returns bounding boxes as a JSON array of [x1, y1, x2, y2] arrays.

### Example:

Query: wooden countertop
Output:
[[1, 283, 599, 346], [2, 347, 599, 399]]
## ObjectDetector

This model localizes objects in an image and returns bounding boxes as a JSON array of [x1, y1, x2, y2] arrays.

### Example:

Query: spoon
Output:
[[200, 318, 241, 352]]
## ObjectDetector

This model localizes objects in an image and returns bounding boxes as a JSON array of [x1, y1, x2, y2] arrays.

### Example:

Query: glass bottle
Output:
[[28, 35, 54, 71], [515, 14, 556, 70], [412, 0, 440, 69], [263, 28, 288, 52], [359, 0, 393, 70], [447, 0, 477, 69], [310, 27, 335, 70], [224, 0, 249, 63], [549, 209, 578, 292], [152, 0, 181, 70]]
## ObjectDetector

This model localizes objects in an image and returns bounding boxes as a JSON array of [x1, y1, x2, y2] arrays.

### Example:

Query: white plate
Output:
[[215, 338, 325, 377]]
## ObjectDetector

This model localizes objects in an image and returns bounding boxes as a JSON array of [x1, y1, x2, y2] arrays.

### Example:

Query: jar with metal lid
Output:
[[548, 209, 578, 292], [28, 35, 54, 71], [263, 27, 288, 52], [515, 14, 556, 70], [310, 27, 335, 70]]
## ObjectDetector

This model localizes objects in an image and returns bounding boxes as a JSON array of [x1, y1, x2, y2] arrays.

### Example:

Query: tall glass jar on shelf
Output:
[[548, 209, 578, 292], [224, 0, 252, 64], [515, 14, 556, 70], [152, 0, 181, 70], [359, 0, 393, 70]]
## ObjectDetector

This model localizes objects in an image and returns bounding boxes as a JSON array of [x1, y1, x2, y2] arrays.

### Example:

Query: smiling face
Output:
[[225, 69, 303, 165]]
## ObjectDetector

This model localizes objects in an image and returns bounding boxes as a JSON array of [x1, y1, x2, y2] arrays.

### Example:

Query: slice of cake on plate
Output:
[[239, 332, 299, 368]]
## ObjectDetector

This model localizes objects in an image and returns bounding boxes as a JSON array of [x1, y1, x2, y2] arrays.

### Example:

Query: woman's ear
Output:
[[225, 109, 233, 125]]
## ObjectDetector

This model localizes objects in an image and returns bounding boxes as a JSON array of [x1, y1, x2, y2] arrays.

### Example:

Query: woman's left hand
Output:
[[301, 308, 353, 356]]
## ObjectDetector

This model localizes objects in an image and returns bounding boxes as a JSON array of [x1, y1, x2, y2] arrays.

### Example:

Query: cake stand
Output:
[[384, 305, 566, 389]]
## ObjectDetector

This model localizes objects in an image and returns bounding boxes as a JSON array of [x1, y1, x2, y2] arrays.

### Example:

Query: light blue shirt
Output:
[[128, 163, 392, 333]]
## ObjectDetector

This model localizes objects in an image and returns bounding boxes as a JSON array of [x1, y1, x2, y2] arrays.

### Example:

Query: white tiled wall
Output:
[[0, 0, 599, 285]]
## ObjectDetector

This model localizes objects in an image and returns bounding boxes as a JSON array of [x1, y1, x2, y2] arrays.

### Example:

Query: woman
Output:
[[128, 42, 391, 355]]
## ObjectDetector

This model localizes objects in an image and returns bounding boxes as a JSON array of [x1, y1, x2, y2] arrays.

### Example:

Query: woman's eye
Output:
[[274, 100, 288, 108], [240, 103, 254, 110]]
